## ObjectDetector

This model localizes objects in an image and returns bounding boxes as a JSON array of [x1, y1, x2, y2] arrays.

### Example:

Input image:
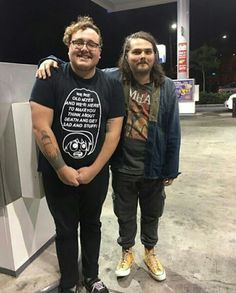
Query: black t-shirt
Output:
[[30, 63, 125, 173]]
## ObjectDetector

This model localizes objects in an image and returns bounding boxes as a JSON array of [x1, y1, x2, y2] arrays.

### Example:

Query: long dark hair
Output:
[[118, 31, 165, 87]]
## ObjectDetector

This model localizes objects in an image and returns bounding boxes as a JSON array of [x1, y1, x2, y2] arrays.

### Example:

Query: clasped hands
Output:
[[56, 165, 97, 187]]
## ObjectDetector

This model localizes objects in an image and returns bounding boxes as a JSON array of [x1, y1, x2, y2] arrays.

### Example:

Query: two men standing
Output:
[[33, 16, 181, 293]]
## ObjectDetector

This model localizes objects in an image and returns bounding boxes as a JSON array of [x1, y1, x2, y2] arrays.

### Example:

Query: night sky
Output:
[[0, 0, 235, 69]]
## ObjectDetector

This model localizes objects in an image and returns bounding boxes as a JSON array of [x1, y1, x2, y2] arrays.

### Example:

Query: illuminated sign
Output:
[[173, 79, 195, 102], [178, 42, 187, 73]]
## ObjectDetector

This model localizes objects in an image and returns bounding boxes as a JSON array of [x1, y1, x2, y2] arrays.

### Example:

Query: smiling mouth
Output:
[[77, 54, 92, 59]]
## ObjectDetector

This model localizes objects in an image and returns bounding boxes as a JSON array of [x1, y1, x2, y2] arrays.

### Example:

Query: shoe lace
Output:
[[120, 249, 131, 267], [148, 253, 161, 271], [91, 280, 105, 292]]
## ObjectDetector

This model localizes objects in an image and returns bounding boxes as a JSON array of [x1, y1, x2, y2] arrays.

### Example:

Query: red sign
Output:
[[178, 42, 187, 73]]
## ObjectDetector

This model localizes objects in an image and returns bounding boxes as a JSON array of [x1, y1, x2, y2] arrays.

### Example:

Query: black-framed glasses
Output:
[[70, 38, 101, 50]]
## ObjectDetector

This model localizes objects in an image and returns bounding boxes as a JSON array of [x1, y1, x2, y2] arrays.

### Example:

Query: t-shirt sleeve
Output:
[[108, 78, 125, 119], [29, 70, 57, 109]]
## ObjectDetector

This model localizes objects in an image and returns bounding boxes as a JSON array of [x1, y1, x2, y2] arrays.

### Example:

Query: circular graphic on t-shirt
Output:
[[63, 132, 93, 159], [60, 88, 101, 159]]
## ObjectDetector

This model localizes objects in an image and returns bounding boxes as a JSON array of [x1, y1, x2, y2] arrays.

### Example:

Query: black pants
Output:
[[42, 166, 109, 289], [112, 172, 166, 249]]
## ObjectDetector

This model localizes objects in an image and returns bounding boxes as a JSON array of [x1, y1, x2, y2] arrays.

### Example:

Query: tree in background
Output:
[[190, 45, 220, 93]]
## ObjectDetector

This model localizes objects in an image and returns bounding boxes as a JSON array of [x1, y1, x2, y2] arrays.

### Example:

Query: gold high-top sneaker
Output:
[[144, 248, 166, 281], [115, 248, 134, 277]]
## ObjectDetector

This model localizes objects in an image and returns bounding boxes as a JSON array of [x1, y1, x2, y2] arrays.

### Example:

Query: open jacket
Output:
[[102, 68, 181, 179]]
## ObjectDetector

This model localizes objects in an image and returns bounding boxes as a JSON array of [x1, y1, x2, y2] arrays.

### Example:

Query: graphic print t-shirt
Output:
[[30, 63, 125, 173], [118, 82, 152, 175]]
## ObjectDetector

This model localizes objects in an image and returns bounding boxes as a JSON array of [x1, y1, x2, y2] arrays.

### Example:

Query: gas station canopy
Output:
[[91, 0, 176, 12]]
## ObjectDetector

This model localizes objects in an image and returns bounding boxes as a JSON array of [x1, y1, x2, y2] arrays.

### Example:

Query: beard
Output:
[[132, 63, 151, 75]]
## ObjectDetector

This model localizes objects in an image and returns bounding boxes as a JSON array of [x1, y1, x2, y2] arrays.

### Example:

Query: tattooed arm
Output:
[[77, 116, 123, 184], [30, 101, 80, 186]]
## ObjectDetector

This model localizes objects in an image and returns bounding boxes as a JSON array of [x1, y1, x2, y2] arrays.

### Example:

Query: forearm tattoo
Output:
[[40, 130, 65, 171]]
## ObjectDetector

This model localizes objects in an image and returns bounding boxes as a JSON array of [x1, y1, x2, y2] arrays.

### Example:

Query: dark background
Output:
[[0, 0, 235, 69]]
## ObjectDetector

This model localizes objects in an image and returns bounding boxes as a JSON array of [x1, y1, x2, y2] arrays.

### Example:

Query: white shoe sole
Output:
[[115, 267, 131, 277], [149, 269, 166, 281]]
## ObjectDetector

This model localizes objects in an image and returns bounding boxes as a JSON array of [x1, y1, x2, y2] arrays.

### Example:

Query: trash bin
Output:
[[232, 98, 236, 117]]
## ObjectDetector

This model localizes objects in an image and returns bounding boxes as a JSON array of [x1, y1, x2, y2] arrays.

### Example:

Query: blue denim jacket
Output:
[[103, 68, 181, 179], [41, 58, 181, 179]]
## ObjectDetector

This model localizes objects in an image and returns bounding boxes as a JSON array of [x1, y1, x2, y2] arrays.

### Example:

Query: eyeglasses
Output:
[[70, 39, 101, 50]]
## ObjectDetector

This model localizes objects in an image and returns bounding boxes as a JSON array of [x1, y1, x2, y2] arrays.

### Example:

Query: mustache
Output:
[[137, 60, 148, 65], [77, 52, 92, 58]]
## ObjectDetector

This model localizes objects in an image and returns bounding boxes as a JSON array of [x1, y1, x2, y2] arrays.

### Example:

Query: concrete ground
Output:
[[0, 106, 236, 293]]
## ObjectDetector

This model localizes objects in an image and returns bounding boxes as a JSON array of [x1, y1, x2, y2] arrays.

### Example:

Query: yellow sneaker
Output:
[[115, 248, 134, 277], [144, 248, 166, 281]]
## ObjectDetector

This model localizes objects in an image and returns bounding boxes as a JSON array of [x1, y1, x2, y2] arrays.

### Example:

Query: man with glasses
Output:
[[30, 16, 125, 293], [37, 31, 181, 284]]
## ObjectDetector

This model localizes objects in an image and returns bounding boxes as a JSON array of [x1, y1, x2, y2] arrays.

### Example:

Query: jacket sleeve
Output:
[[38, 55, 66, 67], [163, 79, 181, 178]]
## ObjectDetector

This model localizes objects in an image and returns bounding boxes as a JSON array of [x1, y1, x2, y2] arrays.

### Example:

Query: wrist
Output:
[[90, 164, 100, 177], [47, 151, 66, 171], [56, 164, 67, 174]]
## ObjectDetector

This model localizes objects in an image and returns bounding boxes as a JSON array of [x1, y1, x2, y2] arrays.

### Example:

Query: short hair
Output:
[[63, 16, 103, 47], [118, 31, 165, 86]]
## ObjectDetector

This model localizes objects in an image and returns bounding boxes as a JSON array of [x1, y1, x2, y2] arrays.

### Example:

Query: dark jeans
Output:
[[112, 171, 166, 249], [42, 166, 109, 289]]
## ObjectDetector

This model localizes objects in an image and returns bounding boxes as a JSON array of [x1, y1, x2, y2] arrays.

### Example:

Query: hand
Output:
[[56, 165, 80, 187], [77, 166, 97, 184], [163, 178, 174, 186], [36, 60, 59, 79]]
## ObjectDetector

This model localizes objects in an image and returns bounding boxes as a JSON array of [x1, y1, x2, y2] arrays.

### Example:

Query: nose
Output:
[[140, 50, 146, 58], [81, 42, 88, 50]]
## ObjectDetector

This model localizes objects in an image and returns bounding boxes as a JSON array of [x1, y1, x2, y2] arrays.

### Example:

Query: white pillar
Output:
[[177, 0, 190, 79]]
